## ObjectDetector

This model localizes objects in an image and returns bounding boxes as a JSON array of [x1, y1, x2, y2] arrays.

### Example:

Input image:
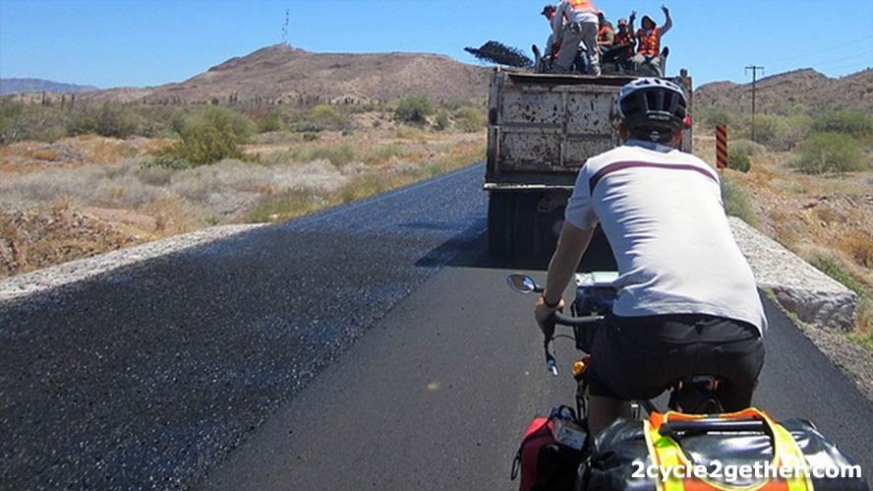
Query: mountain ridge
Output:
[[0, 78, 99, 96], [6, 45, 873, 114]]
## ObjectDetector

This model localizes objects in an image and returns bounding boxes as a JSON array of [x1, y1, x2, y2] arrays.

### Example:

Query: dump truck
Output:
[[484, 69, 693, 258]]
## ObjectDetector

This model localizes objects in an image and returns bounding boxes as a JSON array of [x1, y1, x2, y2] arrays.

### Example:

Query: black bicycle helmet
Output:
[[616, 77, 687, 140]]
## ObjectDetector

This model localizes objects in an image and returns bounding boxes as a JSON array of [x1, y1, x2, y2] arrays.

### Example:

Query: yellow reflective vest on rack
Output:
[[644, 408, 814, 491]]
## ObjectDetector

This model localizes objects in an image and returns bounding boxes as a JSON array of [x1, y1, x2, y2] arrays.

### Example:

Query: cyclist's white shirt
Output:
[[565, 140, 767, 335]]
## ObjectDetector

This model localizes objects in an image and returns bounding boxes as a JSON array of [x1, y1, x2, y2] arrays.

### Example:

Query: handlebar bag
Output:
[[581, 407, 868, 491]]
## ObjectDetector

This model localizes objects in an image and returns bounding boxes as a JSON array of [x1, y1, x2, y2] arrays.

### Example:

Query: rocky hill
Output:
[[694, 68, 873, 115], [85, 44, 493, 106], [11, 45, 873, 116]]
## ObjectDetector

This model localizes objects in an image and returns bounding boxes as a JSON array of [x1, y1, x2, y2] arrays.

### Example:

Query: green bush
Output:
[[435, 110, 450, 131], [812, 111, 873, 142], [183, 106, 256, 142], [810, 254, 864, 294], [289, 104, 352, 132], [730, 139, 766, 157], [791, 132, 868, 174], [744, 114, 812, 151], [705, 111, 733, 130], [150, 106, 254, 168], [253, 110, 284, 133], [67, 103, 137, 138], [720, 176, 758, 227], [0, 101, 68, 143], [453, 105, 486, 133], [727, 149, 752, 173], [394, 95, 434, 125]]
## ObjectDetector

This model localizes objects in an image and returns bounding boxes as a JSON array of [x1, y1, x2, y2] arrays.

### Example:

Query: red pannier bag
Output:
[[511, 406, 586, 491]]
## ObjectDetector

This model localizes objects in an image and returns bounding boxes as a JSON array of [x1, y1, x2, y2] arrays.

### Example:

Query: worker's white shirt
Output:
[[565, 140, 768, 335], [552, 1, 598, 38]]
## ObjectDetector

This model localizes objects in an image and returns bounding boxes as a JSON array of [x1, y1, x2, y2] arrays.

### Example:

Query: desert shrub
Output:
[[289, 104, 351, 132], [435, 110, 450, 131], [791, 132, 867, 174], [835, 229, 873, 269], [394, 95, 434, 125], [726, 113, 812, 150], [705, 111, 733, 130], [730, 139, 766, 157], [252, 110, 284, 133], [453, 105, 486, 133], [771, 113, 812, 151], [184, 106, 256, 142], [0, 101, 67, 143], [727, 149, 751, 173], [812, 111, 873, 142], [748, 114, 783, 148], [289, 143, 355, 167], [150, 106, 254, 168], [130, 106, 180, 138], [67, 103, 137, 139], [362, 144, 413, 165], [809, 254, 864, 294], [720, 176, 758, 227], [246, 188, 324, 223]]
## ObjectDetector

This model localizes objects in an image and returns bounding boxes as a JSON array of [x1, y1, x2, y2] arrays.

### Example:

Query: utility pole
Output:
[[745, 65, 764, 142]]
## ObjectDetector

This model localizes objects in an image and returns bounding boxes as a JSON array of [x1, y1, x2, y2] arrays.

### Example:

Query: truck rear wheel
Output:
[[487, 192, 537, 258], [488, 192, 511, 258]]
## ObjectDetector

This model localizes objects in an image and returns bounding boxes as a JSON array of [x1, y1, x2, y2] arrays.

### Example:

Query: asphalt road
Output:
[[1, 164, 871, 490]]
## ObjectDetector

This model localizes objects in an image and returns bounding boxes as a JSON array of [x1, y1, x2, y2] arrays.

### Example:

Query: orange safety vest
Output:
[[598, 25, 614, 44], [645, 408, 814, 491], [614, 29, 635, 56], [568, 0, 596, 12], [637, 26, 660, 55]]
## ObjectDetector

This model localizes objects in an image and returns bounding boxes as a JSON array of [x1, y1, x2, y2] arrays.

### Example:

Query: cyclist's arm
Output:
[[542, 221, 595, 305]]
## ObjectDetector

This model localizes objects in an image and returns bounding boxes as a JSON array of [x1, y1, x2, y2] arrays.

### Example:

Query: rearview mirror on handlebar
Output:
[[507, 274, 542, 294]]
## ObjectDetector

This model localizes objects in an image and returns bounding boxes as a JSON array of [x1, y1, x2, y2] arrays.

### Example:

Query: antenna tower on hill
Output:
[[282, 8, 290, 45]]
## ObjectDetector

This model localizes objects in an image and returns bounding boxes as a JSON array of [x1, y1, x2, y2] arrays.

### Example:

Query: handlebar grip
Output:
[[553, 312, 605, 327]]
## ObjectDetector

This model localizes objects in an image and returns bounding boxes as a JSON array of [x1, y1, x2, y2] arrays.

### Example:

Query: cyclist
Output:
[[534, 78, 767, 437]]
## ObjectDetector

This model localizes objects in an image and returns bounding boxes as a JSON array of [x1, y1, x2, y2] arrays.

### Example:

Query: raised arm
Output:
[[660, 5, 673, 36]]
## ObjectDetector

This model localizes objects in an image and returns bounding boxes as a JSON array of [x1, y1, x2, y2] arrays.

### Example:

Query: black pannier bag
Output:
[[581, 408, 868, 491]]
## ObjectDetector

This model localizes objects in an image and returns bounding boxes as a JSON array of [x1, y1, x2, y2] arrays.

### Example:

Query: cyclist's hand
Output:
[[535, 296, 565, 327]]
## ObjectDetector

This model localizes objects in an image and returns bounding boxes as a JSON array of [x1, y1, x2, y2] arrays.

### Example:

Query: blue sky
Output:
[[1, 0, 872, 90]]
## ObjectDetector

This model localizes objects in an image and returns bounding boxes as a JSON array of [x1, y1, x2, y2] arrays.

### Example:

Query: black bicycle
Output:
[[507, 272, 727, 422]]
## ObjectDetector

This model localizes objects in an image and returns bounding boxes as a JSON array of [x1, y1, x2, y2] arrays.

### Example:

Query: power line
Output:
[[772, 35, 873, 65]]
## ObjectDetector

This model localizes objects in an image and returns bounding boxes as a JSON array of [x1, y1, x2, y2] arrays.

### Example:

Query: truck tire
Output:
[[488, 192, 511, 257], [487, 192, 537, 258]]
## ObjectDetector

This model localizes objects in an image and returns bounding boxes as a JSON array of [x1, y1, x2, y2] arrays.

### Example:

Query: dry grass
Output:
[[717, 146, 873, 339], [0, 119, 484, 278]]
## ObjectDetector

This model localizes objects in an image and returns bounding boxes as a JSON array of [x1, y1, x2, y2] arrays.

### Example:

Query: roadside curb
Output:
[[0, 224, 266, 303], [729, 217, 857, 332]]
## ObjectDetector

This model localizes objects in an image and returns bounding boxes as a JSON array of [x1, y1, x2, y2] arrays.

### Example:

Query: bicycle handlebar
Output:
[[552, 311, 605, 327]]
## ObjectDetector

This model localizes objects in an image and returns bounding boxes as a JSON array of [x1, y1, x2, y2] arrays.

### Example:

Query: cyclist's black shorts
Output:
[[577, 313, 764, 412]]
